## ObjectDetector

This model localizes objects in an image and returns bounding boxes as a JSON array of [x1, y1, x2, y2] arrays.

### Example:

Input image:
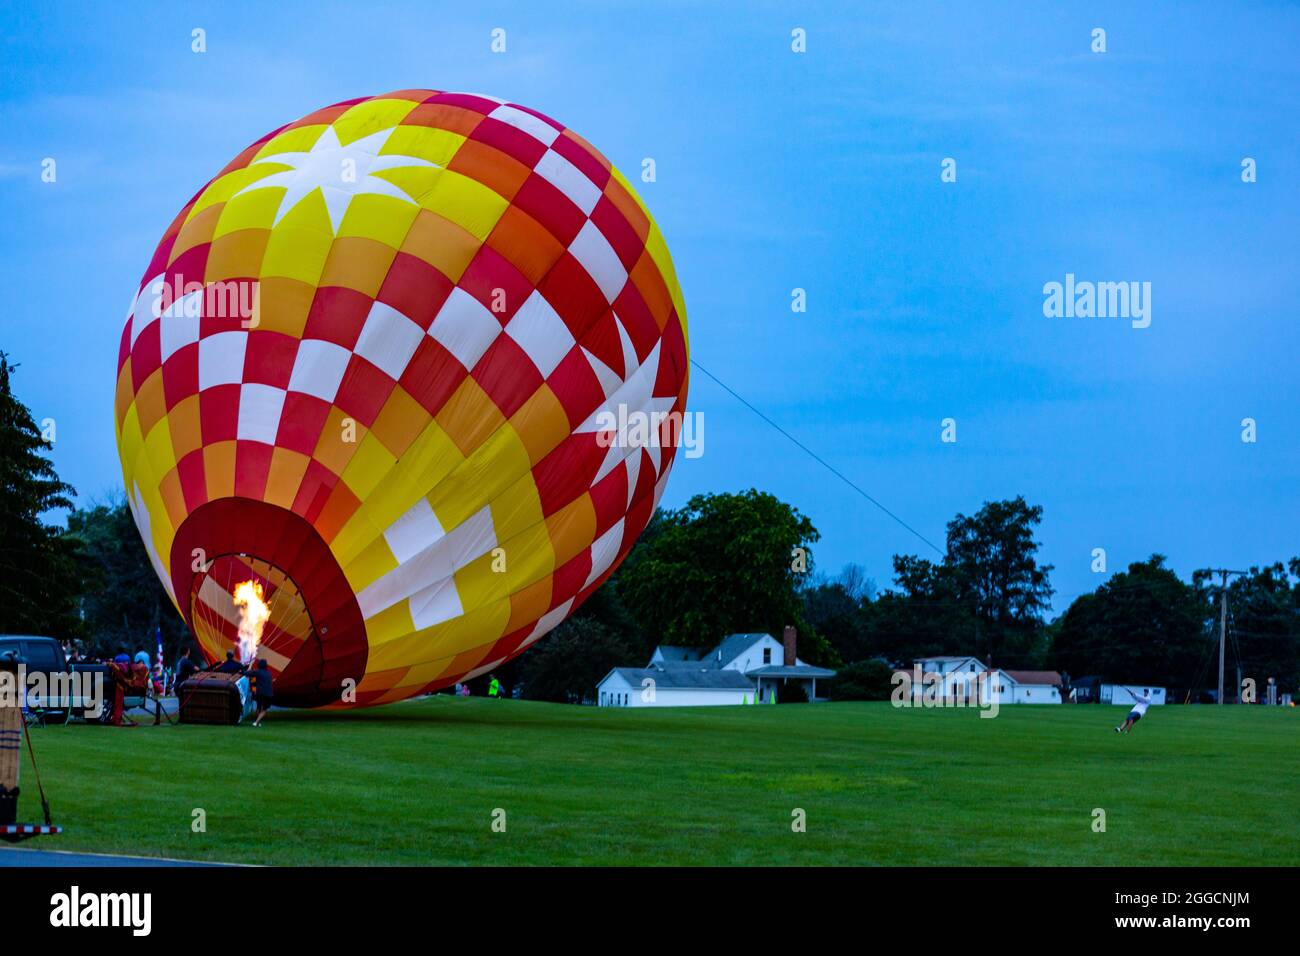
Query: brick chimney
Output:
[[782, 625, 797, 667]]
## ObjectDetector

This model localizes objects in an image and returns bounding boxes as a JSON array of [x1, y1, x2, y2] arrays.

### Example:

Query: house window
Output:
[[763, 648, 771, 664]]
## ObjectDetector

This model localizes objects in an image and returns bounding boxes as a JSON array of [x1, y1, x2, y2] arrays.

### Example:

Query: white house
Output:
[[915, 655, 986, 676], [902, 657, 1063, 704], [597, 629, 836, 707], [988, 670, 1063, 705], [597, 666, 754, 708], [903, 656, 989, 704]]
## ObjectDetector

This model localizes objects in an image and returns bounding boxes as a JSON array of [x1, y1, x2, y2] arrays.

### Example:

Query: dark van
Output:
[[0, 635, 74, 723]]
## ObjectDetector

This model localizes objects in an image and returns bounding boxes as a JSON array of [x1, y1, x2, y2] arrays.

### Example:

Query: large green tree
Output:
[[800, 565, 874, 663], [66, 495, 190, 659], [944, 496, 1054, 665], [0, 353, 82, 638], [857, 497, 1053, 667], [1053, 555, 1207, 686], [857, 554, 977, 664], [618, 490, 835, 663]]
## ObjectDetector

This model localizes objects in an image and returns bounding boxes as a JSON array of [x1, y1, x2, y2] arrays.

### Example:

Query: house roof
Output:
[[647, 634, 773, 670], [747, 665, 836, 678], [658, 659, 720, 671], [653, 645, 705, 663], [1000, 670, 1063, 686], [604, 667, 755, 690], [712, 633, 771, 667]]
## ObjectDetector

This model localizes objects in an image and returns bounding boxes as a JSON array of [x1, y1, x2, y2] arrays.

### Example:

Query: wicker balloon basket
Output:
[[179, 672, 255, 725]]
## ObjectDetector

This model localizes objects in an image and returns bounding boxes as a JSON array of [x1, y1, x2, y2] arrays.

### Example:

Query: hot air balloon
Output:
[[114, 91, 688, 707]]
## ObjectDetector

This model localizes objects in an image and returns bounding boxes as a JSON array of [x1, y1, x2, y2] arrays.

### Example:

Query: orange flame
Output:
[[232, 580, 270, 664]]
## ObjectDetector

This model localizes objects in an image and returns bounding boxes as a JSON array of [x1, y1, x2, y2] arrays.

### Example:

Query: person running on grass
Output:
[[1115, 688, 1151, 733]]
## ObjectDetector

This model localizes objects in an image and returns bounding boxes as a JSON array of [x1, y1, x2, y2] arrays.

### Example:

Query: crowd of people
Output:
[[61, 642, 275, 727], [59, 643, 506, 723]]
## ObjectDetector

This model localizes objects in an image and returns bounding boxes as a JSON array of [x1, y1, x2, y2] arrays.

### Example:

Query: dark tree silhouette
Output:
[[0, 352, 82, 638]]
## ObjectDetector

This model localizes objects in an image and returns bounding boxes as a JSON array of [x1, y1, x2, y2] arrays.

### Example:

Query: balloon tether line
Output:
[[690, 358, 944, 557]]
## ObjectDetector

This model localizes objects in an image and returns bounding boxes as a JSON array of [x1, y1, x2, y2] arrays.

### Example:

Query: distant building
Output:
[[902, 657, 1064, 704], [596, 628, 835, 707], [1073, 677, 1166, 706], [914, 656, 986, 678], [596, 666, 755, 708], [991, 670, 1064, 704]]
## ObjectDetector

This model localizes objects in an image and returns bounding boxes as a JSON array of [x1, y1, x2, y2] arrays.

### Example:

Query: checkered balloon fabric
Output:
[[114, 91, 689, 707]]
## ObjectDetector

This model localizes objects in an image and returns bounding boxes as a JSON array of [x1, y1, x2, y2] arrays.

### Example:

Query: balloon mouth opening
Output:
[[189, 554, 315, 679], [171, 498, 369, 708]]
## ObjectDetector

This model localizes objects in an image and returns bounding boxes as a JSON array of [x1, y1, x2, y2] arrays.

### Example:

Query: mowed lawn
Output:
[[11, 699, 1297, 866]]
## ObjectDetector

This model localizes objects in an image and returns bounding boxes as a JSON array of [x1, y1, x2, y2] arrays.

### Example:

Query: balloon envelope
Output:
[[114, 90, 688, 707]]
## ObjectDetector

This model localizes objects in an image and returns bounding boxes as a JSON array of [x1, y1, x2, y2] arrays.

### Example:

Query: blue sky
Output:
[[1, 1, 1297, 613]]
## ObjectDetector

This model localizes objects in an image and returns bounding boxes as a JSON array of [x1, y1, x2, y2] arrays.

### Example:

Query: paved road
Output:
[[0, 846, 235, 867]]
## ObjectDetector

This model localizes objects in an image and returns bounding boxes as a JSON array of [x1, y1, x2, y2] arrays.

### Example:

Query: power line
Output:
[[690, 358, 945, 557]]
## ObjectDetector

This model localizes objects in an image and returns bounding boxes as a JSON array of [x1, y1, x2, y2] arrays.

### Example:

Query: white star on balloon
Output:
[[234, 126, 437, 232], [577, 317, 678, 496]]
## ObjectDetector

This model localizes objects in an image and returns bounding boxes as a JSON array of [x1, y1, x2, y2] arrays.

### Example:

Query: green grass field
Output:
[[12, 699, 1297, 865]]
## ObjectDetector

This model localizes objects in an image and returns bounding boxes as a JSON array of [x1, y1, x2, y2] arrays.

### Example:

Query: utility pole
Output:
[[1217, 572, 1227, 705], [1209, 569, 1247, 704]]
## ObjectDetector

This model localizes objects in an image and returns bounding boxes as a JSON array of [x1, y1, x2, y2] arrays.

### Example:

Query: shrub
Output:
[[828, 659, 895, 701]]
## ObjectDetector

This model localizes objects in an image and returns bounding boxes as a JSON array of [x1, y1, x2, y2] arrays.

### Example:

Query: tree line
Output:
[[521, 492, 1299, 703], [3, 356, 1296, 700], [0, 355, 206, 658]]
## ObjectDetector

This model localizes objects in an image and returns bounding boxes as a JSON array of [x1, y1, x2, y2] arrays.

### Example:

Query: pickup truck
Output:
[[0, 635, 88, 723]]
